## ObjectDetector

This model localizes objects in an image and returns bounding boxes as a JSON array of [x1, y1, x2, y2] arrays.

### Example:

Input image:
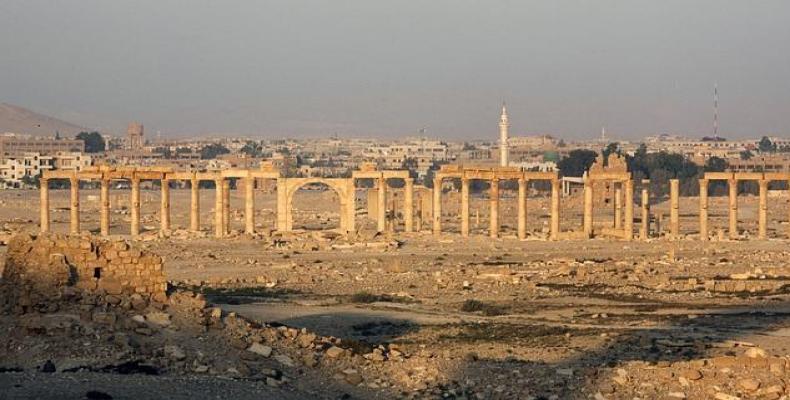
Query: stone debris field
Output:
[[1, 186, 790, 400]]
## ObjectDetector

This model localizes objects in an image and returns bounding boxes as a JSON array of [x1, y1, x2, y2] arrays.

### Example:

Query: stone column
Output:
[[432, 178, 442, 235], [624, 179, 634, 241], [404, 180, 414, 232], [517, 178, 527, 240], [100, 179, 110, 236], [160, 179, 171, 232], [69, 176, 80, 234], [415, 195, 422, 232], [583, 178, 593, 237], [728, 178, 738, 240], [276, 178, 288, 231], [130, 177, 140, 237], [489, 178, 499, 238], [460, 178, 470, 237], [669, 179, 679, 239], [40, 178, 50, 233], [614, 186, 623, 229], [640, 180, 650, 240], [758, 179, 768, 240], [699, 179, 708, 241], [377, 177, 386, 232], [215, 179, 224, 237], [190, 178, 200, 232], [245, 177, 255, 234], [346, 181, 356, 233], [223, 180, 231, 234], [551, 178, 561, 240]]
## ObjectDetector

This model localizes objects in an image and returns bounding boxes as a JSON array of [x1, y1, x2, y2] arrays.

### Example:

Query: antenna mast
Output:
[[713, 83, 719, 138]]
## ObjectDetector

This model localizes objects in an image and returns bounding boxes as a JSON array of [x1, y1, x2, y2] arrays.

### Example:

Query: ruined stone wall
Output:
[[1, 233, 166, 313]]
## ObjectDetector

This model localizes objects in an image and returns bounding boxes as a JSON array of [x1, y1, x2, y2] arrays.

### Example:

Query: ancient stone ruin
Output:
[[1, 233, 167, 314]]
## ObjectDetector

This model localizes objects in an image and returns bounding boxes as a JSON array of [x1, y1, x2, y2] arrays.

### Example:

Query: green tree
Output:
[[240, 141, 262, 157], [740, 150, 754, 160], [601, 142, 621, 161], [75, 131, 105, 153], [153, 146, 172, 158], [199, 143, 230, 160], [704, 156, 728, 172], [557, 149, 597, 177], [758, 136, 776, 153]]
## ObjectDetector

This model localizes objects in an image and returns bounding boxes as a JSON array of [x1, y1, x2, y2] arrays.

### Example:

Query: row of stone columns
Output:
[[434, 178, 561, 240], [582, 179, 638, 240], [697, 178, 772, 241], [42, 175, 783, 240], [364, 178, 417, 233], [42, 176, 257, 238]]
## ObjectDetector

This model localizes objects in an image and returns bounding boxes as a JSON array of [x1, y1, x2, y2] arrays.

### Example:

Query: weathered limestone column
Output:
[[550, 178, 561, 240], [489, 178, 500, 238], [699, 179, 709, 241], [432, 178, 442, 235], [223, 179, 231, 234], [345, 181, 356, 233], [160, 179, 171, 232], [460, 178, 470, 237], [517, 178, 527, 240], [728, 178, 738, 239], [669, 179, 679, 239], [614, 186, 623, 229], [583, 177, 593, 237], [40, 178, 50, 233], [377, 177, 387, 232], [245, 177, 255, 234], [69, 176, 80, 234], [100, 179, 110, 236], [276, 178, 288, 231], [758, 179, 768, 240], [130, 177, 140, 236], [640, 180, 650, 240], [214, 179, 224, 237], [404, 180, 414, 232], [190, 177, 200, 232], [624, 179, 634, 241]]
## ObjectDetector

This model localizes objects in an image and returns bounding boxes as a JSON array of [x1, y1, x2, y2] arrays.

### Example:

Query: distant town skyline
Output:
[[2, 1, 789, 140]]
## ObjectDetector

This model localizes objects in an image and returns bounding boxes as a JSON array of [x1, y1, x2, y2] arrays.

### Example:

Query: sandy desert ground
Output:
[[2, 186, 790, 399]]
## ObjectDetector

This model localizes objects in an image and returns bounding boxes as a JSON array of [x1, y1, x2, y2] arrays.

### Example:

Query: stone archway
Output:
[[278, 178, 355, 232]]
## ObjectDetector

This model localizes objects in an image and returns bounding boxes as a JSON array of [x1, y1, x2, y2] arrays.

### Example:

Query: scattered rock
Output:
[[247, 343, 273, 358]]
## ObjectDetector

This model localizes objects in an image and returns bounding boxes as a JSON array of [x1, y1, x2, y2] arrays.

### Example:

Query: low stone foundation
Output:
[[1, 233, 167, 314]]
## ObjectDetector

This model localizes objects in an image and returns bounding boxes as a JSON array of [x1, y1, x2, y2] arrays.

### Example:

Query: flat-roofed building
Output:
[[0, 134, 84, 161]]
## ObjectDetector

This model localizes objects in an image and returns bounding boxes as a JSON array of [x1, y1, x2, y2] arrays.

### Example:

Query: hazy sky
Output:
[[1, 1, 789, 140]]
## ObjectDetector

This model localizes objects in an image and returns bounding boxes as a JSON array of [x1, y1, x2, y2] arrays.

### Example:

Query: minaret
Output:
[[499, 103, 509, 167]]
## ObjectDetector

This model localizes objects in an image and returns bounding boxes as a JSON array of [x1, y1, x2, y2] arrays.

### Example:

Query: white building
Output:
[[0, 153, 54, 188], [0, 151, 92, 188]]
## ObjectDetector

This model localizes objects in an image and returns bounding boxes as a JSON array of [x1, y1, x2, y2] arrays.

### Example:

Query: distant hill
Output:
[[0, 102, 86, 137]]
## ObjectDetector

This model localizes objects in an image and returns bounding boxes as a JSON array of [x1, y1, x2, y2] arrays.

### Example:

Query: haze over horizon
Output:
[[1, 1, 789, 141]]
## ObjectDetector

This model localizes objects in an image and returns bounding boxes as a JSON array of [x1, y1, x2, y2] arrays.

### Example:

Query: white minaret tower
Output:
[[499, 102, 510, 167]]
